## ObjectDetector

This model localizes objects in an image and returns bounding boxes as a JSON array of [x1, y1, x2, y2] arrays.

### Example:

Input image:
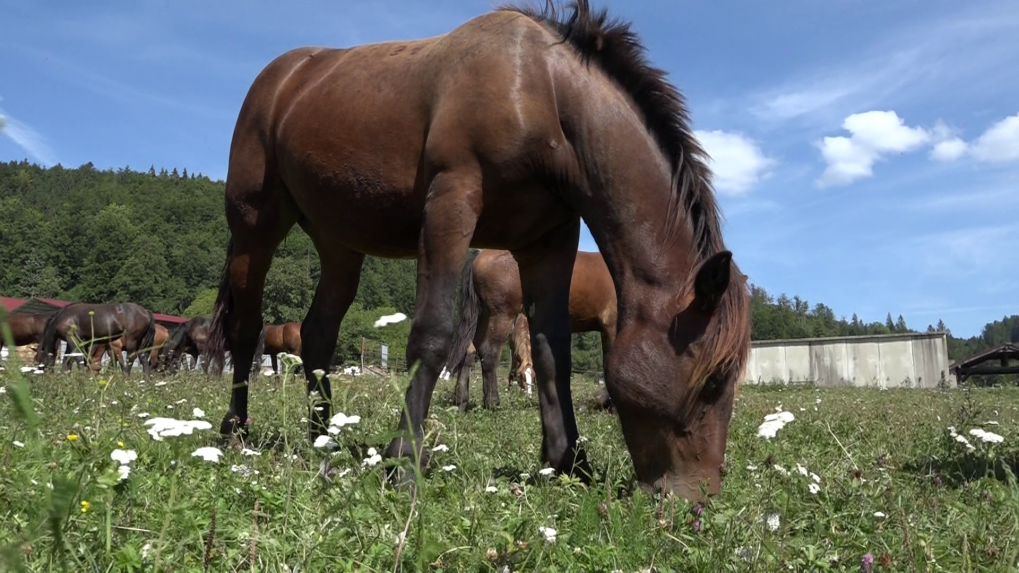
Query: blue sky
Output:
[[2, 0, 1018, 338]]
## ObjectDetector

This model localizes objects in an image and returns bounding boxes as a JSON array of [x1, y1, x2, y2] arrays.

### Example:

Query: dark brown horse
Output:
[[0, 312, 52, 358], [163, 317, 213, 373], [445, 249, 615, 410], [206, 0, 750, 501], [253, 322, 303, 375], [36, 302, 157, 377], [90, 323, 169, 373]]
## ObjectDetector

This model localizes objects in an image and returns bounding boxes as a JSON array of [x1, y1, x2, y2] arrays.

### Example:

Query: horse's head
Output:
[[604, 250, 750, 503]]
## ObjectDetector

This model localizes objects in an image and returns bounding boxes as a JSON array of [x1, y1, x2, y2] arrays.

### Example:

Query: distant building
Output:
[[743, 331, 955, 389]]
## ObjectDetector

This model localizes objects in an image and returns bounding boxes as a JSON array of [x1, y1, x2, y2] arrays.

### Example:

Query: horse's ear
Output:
[[692, 251, 732, 313]]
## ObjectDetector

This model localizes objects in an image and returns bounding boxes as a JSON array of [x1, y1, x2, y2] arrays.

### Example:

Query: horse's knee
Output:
[[407, 322, 454, 368]]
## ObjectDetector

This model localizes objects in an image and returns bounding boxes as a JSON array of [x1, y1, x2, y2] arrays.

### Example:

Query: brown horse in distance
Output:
[[0, 312, 52, 359], [90, 323, 169, 373], [36, 302, 157, 377], [445, 249, 615, 411], [507, 314, 536, 395], [255, 322, 302, 375], [206, 0, 750, 502]]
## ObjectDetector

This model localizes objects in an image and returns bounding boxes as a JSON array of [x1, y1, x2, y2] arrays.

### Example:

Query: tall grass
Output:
[[1, 355, 1018, 571]]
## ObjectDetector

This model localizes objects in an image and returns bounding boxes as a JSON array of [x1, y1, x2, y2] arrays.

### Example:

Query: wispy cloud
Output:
[[898, 223, 1019, 280], [745, 2, 1019, 127], [0, 107, 59, 166]]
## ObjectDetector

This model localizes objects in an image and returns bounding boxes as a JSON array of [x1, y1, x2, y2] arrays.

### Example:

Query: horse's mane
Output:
[[503, 0, 751, 393]]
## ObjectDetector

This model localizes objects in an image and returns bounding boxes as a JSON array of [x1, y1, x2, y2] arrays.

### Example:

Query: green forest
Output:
[[1, 160, 1016, 375]]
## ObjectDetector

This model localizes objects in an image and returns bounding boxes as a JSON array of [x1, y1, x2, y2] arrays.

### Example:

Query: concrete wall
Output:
[[743, 332, 956, 388]]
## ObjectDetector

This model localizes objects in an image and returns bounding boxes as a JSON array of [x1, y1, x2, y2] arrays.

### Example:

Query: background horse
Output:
[[254, 322, 302, 375], [0, 312, 52, 360], [36, 302, 156, 377], [90, 323, 169, 373], [445, 249, 616, 410], [507, 314, 535, 395], [206, 0, 750, 501], [163, 316, 213, 373]]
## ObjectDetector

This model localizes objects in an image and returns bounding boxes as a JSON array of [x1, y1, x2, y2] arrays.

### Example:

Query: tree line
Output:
[[0, 160, 1014, 376]]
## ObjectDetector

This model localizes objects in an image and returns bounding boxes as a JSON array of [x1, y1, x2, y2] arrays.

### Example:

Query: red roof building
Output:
[[1, 296, 189, 327]]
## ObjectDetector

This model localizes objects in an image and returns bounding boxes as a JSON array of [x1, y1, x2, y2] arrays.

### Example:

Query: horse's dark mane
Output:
[[503, 0, 751, 392], [503, 0, 722, 260]]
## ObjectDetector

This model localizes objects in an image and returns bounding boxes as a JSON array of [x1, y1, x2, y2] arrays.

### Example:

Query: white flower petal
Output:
[[191, 446, 223, 463], [110, 449, 138, 465]]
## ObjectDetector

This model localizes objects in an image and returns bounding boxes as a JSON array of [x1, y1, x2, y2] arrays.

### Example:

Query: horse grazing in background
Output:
[[206, 0, 750, 501], [0, 312, 52, 358], [36, 302, 157, 377], [90, 323, 169, 373], [254, 322, 303, 375], [163, 316, 213, 373], [445, 249, 615, 410], [507, 314, 536, 395]]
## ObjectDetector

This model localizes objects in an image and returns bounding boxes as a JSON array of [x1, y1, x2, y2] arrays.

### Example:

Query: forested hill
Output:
[[0, 161, 1013, 368]]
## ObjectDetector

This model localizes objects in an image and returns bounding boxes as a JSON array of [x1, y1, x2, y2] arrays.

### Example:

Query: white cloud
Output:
[[970, 113, 1019, 162], [816, 111, 930, 188], [0, 106, 58, 166], [930, 138, 967, 162], [924, 113, 1019, 164], [694, 130, 775, 196]]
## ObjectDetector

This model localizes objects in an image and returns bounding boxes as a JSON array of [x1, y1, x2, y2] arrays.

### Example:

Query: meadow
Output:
[[2, 359, 1018, 572]]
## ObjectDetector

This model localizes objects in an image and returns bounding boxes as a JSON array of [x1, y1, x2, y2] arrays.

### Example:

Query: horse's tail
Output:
[[164, 322, 188, 363], [37, 310, 61, 367], [443, 249, 482, 378], [207, 238, 234, 376]]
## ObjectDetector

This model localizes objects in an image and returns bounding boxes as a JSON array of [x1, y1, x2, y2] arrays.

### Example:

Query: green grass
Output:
[[2, 361, 1018, 572]]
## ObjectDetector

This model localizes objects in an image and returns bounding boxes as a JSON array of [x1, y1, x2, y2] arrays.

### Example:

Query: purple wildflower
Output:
[[691, 502, 704, 517], [692, 519, 702, 533], [861, 553, 874, 573]]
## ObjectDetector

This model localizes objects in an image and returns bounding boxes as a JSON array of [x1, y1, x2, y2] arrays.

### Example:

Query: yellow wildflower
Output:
[[117, 441, 125, 448], [67, 434, 79, 442], [80, 500, 90, 513]]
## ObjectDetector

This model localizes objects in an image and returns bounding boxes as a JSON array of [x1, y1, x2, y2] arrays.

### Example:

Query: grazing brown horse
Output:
[[36, 302, 157, 377], [163, 316, 213, 373], [0, 312, 52, 358], [445, 249, 615, 410], [90, 323, 169, 372], [206, 0, 750, 501], [254, 322, 302, 375], [507, 314, 536, 395]]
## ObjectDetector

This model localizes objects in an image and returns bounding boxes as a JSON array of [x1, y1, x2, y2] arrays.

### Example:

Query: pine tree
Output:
[[895, 314, 908, 332], [885, 313, 895, 331], [182, 167, 188, 179], [148, 165, 157, 177], [936, 319, 948, 334]]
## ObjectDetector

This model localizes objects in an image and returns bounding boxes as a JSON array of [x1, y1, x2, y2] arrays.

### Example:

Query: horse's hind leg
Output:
[[299, 243, 365, 439], [453, 343, 476, 412], [513, 219, 590, 479], [384, 166, 482, 477], [478, 312, 513, 410], [218, 167, 298, 439]]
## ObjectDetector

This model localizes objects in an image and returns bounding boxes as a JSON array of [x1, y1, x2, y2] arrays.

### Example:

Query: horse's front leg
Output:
[[384, 167, 481, 480], [513, 219, 591, 479]]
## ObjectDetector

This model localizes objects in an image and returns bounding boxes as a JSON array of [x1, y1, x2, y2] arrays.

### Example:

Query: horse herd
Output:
[[0, 305, 302, 379], [4, 1, 754, 502]]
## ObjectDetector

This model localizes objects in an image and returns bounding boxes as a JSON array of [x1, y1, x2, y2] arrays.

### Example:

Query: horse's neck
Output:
[[567, 98, 697, 319]]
